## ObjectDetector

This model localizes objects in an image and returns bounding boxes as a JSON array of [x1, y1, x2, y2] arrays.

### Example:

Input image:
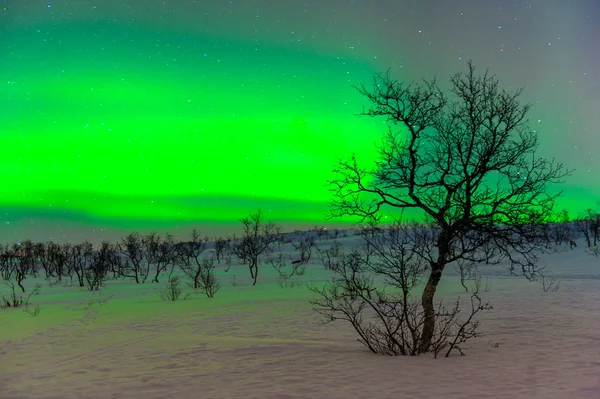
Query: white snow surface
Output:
[[1, 234, 599, 399]]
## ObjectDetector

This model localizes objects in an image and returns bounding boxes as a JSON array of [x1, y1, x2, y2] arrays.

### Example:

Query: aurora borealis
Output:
[[1, 0, 599, 243]]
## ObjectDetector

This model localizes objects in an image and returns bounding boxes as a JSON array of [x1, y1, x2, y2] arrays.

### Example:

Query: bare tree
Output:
[[118, 232, 149, 284], [176, 230, 221, 297], [575, 213, 593, 247], [47, 242, 68, 283], [0, 244, 15, 281], [290, 234, 316, 264], [587, 206, 600, 246], [19, 240, 38, 279], [327, 61, 571, 353], [549, 209, 576, 249], [313, 226, 328, 241], [6, 242, 30, 292], [231, 209, 281, 286], [537, 266, 560, 292], [67, 242, 88, 288], [269, 253, 305, 288], [310, 221, 491, 357], [34, 242, 53, 279], [84, 241, 115, 291], [213, 237, 230, 264], [317, 240, 344, 271], [148, 233, 177, 283]]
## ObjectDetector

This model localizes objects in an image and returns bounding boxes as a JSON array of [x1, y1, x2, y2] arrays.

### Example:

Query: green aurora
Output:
[[1, 9, 596, 243]]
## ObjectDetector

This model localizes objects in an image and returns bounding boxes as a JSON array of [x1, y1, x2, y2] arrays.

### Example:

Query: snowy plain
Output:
[[1, 231, 599, 399]]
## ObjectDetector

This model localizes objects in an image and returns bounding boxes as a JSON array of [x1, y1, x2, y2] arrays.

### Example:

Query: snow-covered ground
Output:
[[1, 233, 599, 399]]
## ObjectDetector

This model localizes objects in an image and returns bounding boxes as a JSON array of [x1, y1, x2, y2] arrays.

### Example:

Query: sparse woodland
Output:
[[2, 62, 598, 358], [1, 206, 598, 356]]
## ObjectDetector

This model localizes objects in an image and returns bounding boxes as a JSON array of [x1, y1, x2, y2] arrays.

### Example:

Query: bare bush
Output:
[[268, 253, 305, 288], [317, 240, 343, 271], [430, 279, 492, 358], [230, 273, 244, 287], [310, 222, 491, 357], [313, 226, 328, 241], [157, 275, 190, 302], [24, 303, 41, 316], [536, 267, 560, 292], [1, 282, 40, 309], [290, 234, 316, 264], [223, 254, 233, 272]]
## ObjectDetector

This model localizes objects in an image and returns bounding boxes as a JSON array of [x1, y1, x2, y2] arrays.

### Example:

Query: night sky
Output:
[[1, 0, 599, 243]]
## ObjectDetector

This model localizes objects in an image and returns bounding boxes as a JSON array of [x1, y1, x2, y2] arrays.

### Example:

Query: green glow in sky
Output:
[[1, 9, 595, 243], [2, 21, 388, 241]]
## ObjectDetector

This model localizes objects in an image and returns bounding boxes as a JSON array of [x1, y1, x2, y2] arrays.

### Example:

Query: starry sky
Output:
[[1, 0, 599, 243]]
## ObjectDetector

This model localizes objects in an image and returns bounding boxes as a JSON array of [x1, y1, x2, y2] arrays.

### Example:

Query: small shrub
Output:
[[230, 274, 244, 287], [276, 275, 303, 288], [87, 296, 111, 306], [1, 283, 41, 309], [269, 254, 305, 289], [537, 267, 560, 292], [157, 275, 190, 301], [24, 304, 41, 316]]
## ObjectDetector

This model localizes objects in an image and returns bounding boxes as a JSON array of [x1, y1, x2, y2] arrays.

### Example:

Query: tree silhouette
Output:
[[328, 61, 571, 353], [231, 209, 281, 286]]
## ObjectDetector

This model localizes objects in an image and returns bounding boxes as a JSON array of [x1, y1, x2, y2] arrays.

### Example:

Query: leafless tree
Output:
[[317, 240, 344, 271], [3, 242, 31, 292], [1, 282, 40, 309], [310, 221, 491, 357], [19, 240, 38, 279], [587, 206, 600, 246], [230, 209, 281, 286], [34, 242, 53, 279], [313, 226, 328, 241], [176, 230, 220, 297], [157, 275, 191, 302], [549, 209, 576, 249], [47, 242, 68, 283], [118, 232, 149, 283], [213, 237, 230, 264], [327, 61, 571, 353], [67, 242, 88, 288], [269, 253, 305, 288], [84, 241, 115, 291], [290, 234, 316, 264], [148, 233, 177, 283], [537, 266, 560, 292], [0, 245, 13, 281], [575, 213, 593, 247]]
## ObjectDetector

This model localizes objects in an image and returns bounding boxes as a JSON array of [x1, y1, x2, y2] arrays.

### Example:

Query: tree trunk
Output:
[[418, 267, 443, 353], [252, 264, 258, 286], [249, 257, 259, 285], [16, 272, 26, 292]]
